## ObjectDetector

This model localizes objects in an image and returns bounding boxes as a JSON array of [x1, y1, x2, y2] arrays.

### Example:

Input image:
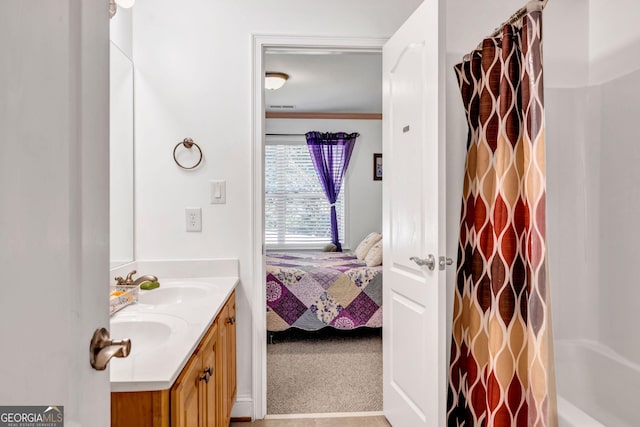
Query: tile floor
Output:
[[230, 415, 390, 426]]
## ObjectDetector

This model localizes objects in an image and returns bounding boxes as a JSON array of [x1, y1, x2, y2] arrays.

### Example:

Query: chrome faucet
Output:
[[114, 270, 158, 287]]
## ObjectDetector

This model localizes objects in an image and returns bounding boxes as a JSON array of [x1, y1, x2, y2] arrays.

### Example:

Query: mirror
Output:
[[110, 42, 134, 268]]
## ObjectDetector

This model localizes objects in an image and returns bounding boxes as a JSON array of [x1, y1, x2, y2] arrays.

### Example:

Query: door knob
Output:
[[90, 328, 131, 370], [439, 256, 454, 270], [410, 254, 436, 271]]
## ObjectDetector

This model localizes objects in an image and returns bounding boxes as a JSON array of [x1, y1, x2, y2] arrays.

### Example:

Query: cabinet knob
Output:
[[226, 316, 236, 325], [200, 366, 212, 383]]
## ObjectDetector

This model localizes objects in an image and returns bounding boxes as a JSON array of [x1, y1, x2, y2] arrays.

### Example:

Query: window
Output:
[[265, 140, 345, 249]]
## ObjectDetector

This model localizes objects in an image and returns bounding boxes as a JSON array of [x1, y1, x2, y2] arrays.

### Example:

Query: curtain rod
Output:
[[463, 0, 548, 62], [488, 0, 548, 39]]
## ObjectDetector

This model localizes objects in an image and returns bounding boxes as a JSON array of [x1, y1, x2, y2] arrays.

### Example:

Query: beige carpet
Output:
[[267, 328, 382, 415]]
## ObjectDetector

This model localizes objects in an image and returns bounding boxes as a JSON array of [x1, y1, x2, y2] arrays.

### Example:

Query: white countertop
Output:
[[109, 274, 238, 392]]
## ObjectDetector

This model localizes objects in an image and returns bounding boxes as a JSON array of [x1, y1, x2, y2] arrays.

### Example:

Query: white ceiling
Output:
[[264, 51, 382, 113]]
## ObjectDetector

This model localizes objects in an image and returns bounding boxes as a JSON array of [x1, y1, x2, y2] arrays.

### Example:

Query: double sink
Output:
[[109, 277, 238, 392], [112, 282, 213, 353]]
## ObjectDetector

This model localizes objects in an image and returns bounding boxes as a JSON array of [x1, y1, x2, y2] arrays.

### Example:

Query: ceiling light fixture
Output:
[[265, 72, 289, 91], [109, 0, 135, 19]]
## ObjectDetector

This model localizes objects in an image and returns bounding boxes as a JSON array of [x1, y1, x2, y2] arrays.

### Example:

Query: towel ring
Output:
[[173, 138, 203, 170]]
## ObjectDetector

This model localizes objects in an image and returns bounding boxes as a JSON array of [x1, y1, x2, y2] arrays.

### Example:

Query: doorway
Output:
[[251, 35, 387, 420], [251, 12, 447, 420], [263, 48, 383, 416]]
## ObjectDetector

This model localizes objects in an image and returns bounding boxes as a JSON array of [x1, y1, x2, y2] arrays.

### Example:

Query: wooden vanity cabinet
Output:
[[200, 323, 218, 426], [111, 291, 236, 427], [172, 321, 217, 427], [171, 343, 206, 426], [227, 293, 236, 413], [216, 292, 236, 427]]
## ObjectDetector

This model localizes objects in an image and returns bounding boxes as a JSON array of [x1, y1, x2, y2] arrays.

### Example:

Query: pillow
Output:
[[354, 232, 382, 260], [364, 240, 382, 267]]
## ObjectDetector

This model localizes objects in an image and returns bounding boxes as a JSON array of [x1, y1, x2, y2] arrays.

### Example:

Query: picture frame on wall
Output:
[[373, 153, 382, 181]]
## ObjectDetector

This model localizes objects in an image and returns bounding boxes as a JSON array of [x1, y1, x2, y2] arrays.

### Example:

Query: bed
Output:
[[266, 251, 382, 332]]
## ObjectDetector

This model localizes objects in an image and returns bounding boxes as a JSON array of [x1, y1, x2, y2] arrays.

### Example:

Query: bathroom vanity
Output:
[[109, 260, 238, 427]]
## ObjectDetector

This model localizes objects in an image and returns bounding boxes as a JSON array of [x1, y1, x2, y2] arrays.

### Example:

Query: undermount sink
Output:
[[110, 313, 187, 356], [137, 283, 212, 305]]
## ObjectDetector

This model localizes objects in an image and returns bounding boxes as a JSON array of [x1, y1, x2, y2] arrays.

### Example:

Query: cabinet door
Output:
[[201, 322, 218, 427], [172, 351, 202, 427], [216, 303, 229, 427], [227, 292, 236, 405]]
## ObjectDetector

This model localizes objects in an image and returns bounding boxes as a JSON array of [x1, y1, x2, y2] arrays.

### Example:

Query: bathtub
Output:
[[555, 339, 640, 427]]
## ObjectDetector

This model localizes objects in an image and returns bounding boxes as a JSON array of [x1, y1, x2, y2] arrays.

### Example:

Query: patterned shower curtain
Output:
[[447, 4, 557, 427]]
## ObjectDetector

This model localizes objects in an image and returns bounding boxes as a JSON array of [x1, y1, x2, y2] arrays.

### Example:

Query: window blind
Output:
[[265, 142, 345, 249]]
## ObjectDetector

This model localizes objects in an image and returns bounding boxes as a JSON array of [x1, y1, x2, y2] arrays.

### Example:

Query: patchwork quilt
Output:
[[266, 252, 382, 331]]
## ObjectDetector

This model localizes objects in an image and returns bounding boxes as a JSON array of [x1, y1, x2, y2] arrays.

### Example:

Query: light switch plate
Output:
[[210, 180, 226, 204], [185, 207, 202, 232]]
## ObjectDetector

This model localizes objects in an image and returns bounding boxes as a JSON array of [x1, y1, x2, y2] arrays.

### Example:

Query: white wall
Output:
[[588, 0, 640, 364], [110, 5, 135, 268], [110, 44, 135, 267], [543, 0, 595, 343], [110, 6, 133, 59], [547, 0, 640, 364], [545, 86, 599, 342], [132, 0, 422, 416], [266, 118, 383, 249], [593, 71, 640, 364], [589, 0, 640, 85]]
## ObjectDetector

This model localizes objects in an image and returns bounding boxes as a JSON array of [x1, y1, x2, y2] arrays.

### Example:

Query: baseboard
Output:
[[265, 411, 384, 419], [230, 394, 253, 419], [230, 417, 252, 422]]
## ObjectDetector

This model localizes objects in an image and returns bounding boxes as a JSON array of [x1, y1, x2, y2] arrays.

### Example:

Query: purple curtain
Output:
[[305, 131, 358, 252]]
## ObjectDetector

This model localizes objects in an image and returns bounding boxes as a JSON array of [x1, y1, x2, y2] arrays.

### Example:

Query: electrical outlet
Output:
[[185, 207, 202, 232]]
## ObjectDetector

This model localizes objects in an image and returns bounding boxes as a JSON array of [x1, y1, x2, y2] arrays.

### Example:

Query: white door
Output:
[[0, 2, 111, 426], [382, 1, 447, 426]]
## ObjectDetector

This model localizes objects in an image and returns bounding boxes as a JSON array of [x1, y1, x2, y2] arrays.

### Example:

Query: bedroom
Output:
[[263, 50, 384, 415]]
